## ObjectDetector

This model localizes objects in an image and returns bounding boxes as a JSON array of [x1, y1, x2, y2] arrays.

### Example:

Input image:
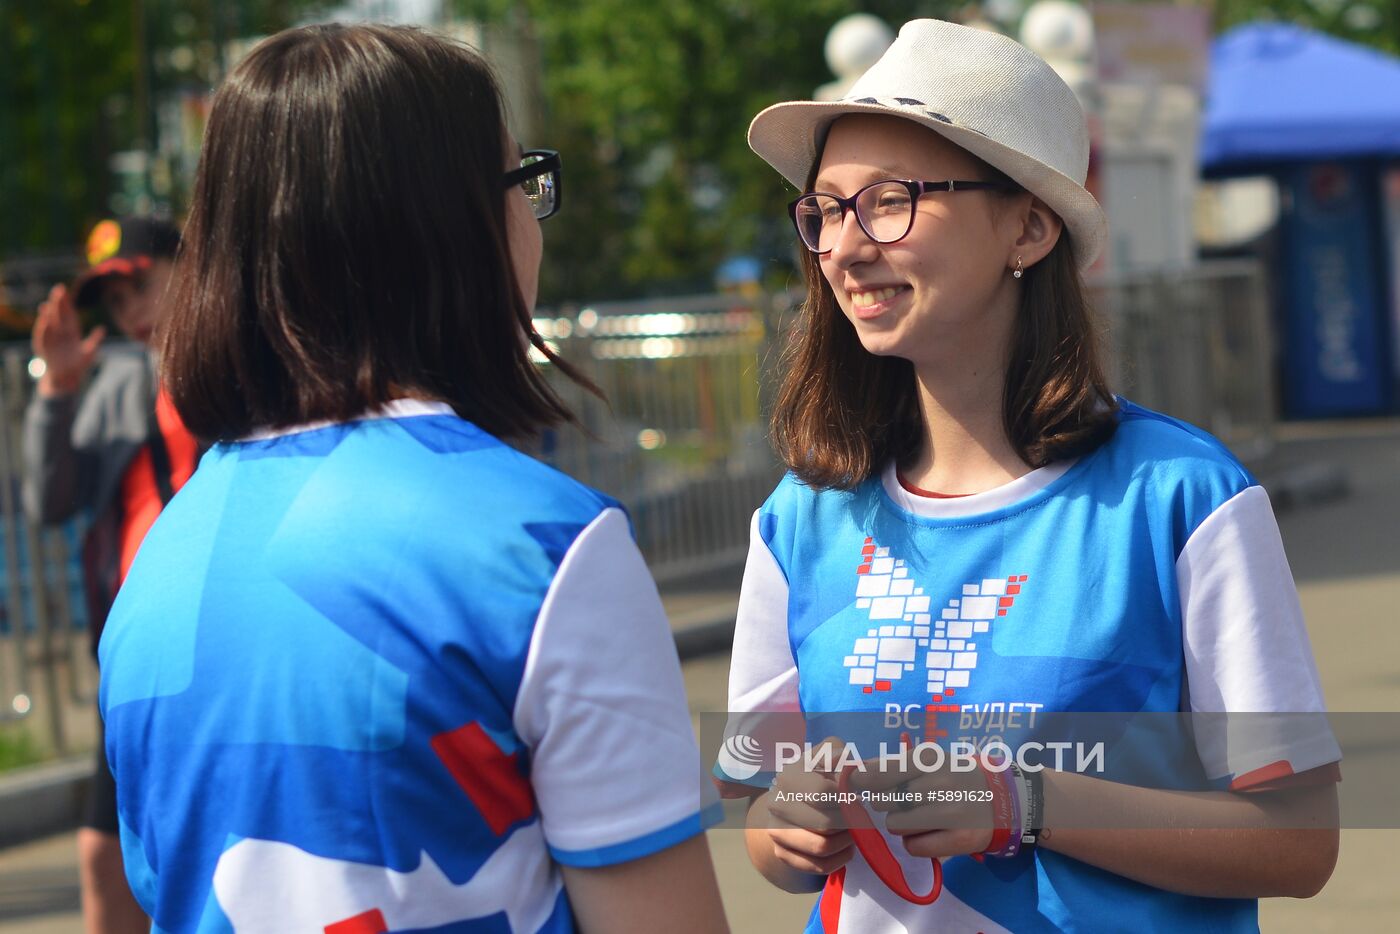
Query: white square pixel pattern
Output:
[[848, 537, 1028, 699]]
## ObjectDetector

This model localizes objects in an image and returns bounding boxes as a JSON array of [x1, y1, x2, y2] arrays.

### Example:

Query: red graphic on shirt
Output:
[[432, 722, 535, 836], [324, 908, 387, 934]]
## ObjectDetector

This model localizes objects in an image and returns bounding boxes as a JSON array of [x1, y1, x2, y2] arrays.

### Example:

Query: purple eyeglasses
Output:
[[789, 178, 1012, 254]]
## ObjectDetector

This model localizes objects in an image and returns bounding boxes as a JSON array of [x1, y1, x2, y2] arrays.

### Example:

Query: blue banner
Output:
[[1279, 163, 1391, 417]]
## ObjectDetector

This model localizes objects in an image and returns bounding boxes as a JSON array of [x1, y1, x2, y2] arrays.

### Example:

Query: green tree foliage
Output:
[[472, 0, 1400, 302], [459, 1, 962, 302], [0, 0, 326, 260], [11, 1, 1398, 300], [2, 0, 135, 256], [1211, 0, 1400, 55]]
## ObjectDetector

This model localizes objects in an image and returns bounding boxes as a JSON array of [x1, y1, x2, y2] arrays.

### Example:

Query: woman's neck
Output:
[[903, 346, 1030, 496]]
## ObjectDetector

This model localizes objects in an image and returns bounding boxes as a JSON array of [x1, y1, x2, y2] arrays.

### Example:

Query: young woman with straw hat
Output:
[[721, 18, 1340, 932]]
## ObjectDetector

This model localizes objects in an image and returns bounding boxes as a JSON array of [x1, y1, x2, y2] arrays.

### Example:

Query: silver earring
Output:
[[1012, 256, 1024, 279]]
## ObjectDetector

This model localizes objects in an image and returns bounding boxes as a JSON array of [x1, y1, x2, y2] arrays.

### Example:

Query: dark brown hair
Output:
[[161, 24, 591, 441], [771, 160, 1118, 490]]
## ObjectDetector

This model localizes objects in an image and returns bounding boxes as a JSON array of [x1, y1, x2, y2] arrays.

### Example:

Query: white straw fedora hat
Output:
[[748, 18, 1107, 271]]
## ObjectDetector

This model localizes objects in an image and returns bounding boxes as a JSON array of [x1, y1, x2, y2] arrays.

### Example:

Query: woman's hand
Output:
[[745, 738, 855, 891], [849, 751, 997, 860], [32, 284, 105, 397]]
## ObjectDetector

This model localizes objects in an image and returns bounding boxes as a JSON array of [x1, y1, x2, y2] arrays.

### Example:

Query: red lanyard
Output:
[[835, 765, 943, 904]]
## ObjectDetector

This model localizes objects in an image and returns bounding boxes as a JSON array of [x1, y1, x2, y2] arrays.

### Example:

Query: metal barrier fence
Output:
[[1093, 259, 1276, 462], [0, 350, 97, 752], [0, 259, 1275, 755], [525, 292, 788, 584]]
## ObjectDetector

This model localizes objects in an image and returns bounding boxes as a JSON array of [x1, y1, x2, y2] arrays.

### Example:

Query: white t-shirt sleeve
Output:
[[1177, 485, 1341, 786], [713, 511, 803, 795], [728, 510, 800, 714], [512, 507, 717, 867]]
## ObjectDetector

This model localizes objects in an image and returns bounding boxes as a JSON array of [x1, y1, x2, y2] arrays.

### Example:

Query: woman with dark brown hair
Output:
[[96, 23, 727, 933], [719, 19, 1340, 933]]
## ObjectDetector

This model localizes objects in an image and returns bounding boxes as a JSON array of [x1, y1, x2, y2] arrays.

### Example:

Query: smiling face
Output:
[[814, 114, 1029, 368]]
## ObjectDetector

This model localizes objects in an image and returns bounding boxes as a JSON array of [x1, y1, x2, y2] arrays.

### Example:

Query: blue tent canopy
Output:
[[1201, 23, 1400, 170]]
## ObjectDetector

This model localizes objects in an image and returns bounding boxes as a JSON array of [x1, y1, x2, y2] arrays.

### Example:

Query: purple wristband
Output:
[[983, 759, 1023, 859]]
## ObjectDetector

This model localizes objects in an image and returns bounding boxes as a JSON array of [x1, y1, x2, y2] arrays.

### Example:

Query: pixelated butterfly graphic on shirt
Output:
[[844, 537, 1028, 709]]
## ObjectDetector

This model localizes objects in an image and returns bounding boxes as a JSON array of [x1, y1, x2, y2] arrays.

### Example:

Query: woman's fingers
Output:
[[765, 736, 1000, 863], [846, 760, 1000, 853], [765, 797, 846, 834], [770, 827, 854, 875], [771, 759, 843, 796], [882, 799, 991, 837], [899, 828, 993, 860], [764, 776, 847, 833], [765, 736, 849, 831], [859, 761, 991, 822], [772, 846, 853, 877], [846, 758, 908, 794], [764, 773, 847, 832], [770, 825, 853, 859]]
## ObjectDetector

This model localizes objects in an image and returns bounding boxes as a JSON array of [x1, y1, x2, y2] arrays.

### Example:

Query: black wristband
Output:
[[1010, 762, 1044, 847]]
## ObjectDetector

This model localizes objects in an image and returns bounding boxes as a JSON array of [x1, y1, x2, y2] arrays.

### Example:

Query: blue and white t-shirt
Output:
[[725, 400, 1339, 933], [99, 400, 716, 933]]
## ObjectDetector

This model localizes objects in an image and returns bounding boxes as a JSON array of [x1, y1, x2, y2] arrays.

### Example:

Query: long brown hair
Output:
[[771, 162, 1117, 490], [161, 24, 593, 442]]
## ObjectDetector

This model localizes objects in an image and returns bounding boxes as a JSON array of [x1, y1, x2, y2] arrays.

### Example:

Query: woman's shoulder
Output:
[[1109, 400, 1252, 474], [388, 414, 621, 521], [752, 470, 879, 558], [1092, 398, 1260, 516], [761, 469, 875, 513]]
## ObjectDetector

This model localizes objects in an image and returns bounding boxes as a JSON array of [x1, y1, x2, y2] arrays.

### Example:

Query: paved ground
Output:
[[1, 421, 1397, 931]]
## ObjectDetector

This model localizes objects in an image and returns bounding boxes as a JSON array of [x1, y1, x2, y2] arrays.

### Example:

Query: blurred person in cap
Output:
[[23, 215, 196, 934], [723, 17, 1340, 931]]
